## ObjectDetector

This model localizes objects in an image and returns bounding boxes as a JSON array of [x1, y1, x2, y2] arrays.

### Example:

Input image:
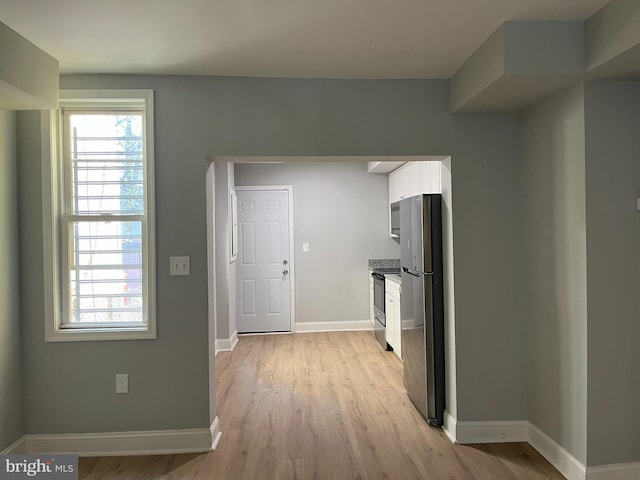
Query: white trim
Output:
[[586, 463, 640, 480], [294, 320, 373, 333], [442, 417, 598, 480], [205, 162, 218, 422], [1, 436, 27, 454], [24, 419, 220, 457], [45, 89, 157, 342], [144, 89, 157, 340], [448, 418, 528, 444], [442, 410, 457, 444], [528, 423, 586, 480], [238, 331, 291, 337], [210, 417, 222, 451], [229, 188, 238, 262], [45, 327, 157, 342], [215, 330, 239, 353], [42, 110, 61, 343], [55, 89, 154, 107], [234, 185, 295, 333], [212, 155, 448, 164]]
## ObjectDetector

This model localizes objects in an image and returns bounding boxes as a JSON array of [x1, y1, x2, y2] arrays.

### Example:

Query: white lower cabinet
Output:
[[385, 278, 401, 360], [369, 271, 374, 326]]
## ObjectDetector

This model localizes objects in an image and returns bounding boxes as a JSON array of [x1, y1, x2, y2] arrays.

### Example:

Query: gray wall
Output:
[[586, 0, 640, 71], [446, 113, 525, 421], [0, 110, 23, 451], [584, 81, 640, 466], [503, 22, 585, 75], [450, 25, 505, 112], [521, 81, 640, 467], [18, 99, 211, 433], [16, 75, 526, 436], [0, 22, 58, 110], [522, 85, 588, 464], [235, 161, 399, 324]]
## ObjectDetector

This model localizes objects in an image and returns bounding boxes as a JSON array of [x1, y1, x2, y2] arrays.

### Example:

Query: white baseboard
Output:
[[586, 462, 640, 480], [216, 330, 239, 354], [442, 410, 457, 444], [527, 423, 586, 480], [24, 418, 220, 457], [210, 416, 222, 451], [1, 436, 27, 454], [442, 416, 639, 480], [294, 320, 373, 333], [443, 412, 527, 444]]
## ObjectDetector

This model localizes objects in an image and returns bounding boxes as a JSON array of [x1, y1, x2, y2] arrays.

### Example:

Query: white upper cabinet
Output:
[[400, 164, 412, 200], [420, 161, 441, 194], [389, 161, 442, 204], [389, 161, 442, 237], [410, 162, 421, 197], [389, 167, 401, 204]]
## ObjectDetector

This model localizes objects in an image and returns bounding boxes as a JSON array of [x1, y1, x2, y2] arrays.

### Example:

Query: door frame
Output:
[[234, 185, 296, 333]]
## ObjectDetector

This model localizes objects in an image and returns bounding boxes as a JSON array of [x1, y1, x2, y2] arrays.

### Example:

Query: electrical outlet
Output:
[[170, 256, 190, 276], [116, 374, 129, 394]]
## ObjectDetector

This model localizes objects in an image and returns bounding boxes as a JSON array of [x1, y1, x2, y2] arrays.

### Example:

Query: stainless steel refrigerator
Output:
[[400, 194, 445, 427]]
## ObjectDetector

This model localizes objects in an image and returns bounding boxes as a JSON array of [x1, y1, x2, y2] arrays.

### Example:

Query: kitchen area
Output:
[[230, 156, 455, 432], [367, 158, 449, 428]]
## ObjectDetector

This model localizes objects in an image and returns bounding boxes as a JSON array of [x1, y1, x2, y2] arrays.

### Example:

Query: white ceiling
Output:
[[0, 0, 613, 79]]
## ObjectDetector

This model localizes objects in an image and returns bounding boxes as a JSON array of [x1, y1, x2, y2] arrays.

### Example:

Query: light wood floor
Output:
[[80, 331, 564, 479]]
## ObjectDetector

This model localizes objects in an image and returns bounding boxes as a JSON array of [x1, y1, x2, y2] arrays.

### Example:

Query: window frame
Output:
[[44, 89, 156, 342]]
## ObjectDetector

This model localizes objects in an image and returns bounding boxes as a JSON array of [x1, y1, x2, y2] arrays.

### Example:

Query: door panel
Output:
[[266, 222, 281, 264], [236, 189, 291, 333], [241, 279, 256, 315], [267, 278, 282, 314], [240, 222, 256, 265]]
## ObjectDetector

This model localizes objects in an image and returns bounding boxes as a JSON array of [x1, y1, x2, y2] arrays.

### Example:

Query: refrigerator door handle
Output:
[[402, 267, 419, 277], [402, 267, 434, 276]]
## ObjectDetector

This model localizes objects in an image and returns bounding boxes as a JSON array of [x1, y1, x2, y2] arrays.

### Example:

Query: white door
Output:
[[236, 189, 291, 333]]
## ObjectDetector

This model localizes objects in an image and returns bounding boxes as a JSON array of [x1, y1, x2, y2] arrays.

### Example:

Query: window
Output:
[[45, 90, 156, 341]]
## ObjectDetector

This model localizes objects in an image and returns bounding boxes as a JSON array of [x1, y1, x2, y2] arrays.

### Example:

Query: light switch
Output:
[[116, 374, 128, 394], [302, 243, 310, 253], [170, 256, 190, 276]]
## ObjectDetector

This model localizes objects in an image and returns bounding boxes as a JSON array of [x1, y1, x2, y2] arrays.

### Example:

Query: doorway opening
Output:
[[234, 186, 295, 334], [205, 155, 456, 436]]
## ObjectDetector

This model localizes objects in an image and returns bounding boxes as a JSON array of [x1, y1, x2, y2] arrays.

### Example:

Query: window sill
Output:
[[45, 326, 156, 342]]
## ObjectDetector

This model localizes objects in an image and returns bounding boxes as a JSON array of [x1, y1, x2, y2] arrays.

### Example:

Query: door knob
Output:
[[283, 269, 289, 275]]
